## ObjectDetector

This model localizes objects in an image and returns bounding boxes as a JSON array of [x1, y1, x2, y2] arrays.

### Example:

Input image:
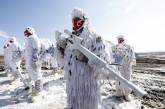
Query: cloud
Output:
[[0, 30, 9, 38]]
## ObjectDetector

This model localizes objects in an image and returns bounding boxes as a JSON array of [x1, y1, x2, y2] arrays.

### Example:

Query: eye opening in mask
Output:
[[9, 40, 13, 43]]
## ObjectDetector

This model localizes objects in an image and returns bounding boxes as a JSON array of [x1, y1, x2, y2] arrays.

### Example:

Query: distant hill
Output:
[[137, 52, 165, 56], [136, 52, 165, 64]]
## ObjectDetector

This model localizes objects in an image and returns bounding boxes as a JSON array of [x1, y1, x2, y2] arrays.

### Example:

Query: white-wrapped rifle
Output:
[[63, 29, 147, 97]]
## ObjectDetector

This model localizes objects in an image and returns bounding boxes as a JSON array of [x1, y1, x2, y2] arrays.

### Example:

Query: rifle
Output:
[[63, 29, 147, 97]]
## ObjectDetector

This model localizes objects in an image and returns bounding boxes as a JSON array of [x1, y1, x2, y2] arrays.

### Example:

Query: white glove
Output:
[[74, 50, 88, 62]]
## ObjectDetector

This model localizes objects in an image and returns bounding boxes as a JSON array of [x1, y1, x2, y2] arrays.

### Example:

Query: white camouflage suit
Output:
[[24, 27, 43, 92], [7, 37, 26, 84], [112, 39, 136, 98], [3, 43, 11, 75], [56, 8, 112, 109]]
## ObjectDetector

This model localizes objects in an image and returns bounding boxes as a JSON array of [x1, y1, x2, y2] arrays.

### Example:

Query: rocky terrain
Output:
[[0, 53, 165, 109], [133, 63, 165, 109], [134, 53, 165, 109]]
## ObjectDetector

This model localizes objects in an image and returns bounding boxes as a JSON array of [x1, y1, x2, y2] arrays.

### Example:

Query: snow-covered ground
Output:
[[0, 70, 143, 109], [1, 53, 165, 109], [0, 72, 67, 109]]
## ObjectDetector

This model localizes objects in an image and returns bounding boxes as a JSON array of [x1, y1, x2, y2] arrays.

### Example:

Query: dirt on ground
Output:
[[132, 63, 165, 109]]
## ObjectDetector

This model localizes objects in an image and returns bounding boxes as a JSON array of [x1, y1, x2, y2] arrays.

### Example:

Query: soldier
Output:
[[24, 27, 43, 97], [112, 35, 136, 101], [56, 8, 111, 109]]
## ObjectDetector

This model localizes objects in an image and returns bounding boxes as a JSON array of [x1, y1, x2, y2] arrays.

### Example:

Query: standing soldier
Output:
[[7, 37, 26, 83], [24, 27, 43, 97], [112, 35, 136, 101], [56, 8, 111, 109]]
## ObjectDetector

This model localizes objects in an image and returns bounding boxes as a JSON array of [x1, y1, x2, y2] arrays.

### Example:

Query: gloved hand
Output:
[[57, 44, 65, 57], [55, 30, 67, 49], [58, 40, 67, 49], [74, 50, 88, 62], [55, 31, 62, 38]]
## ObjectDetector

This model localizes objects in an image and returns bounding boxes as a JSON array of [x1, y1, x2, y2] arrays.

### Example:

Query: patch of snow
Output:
[[0, 71, 142, 109]]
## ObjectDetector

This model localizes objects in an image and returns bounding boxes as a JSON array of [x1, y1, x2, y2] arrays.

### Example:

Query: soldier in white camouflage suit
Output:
[[24, 27, 43, 97], [56, 8, 112, 109], [112, 35, 136, 101], [7, 37, 28, 86]]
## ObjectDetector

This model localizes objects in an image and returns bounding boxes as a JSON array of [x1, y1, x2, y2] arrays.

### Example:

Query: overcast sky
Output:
[[0, 0, 165, 54]]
